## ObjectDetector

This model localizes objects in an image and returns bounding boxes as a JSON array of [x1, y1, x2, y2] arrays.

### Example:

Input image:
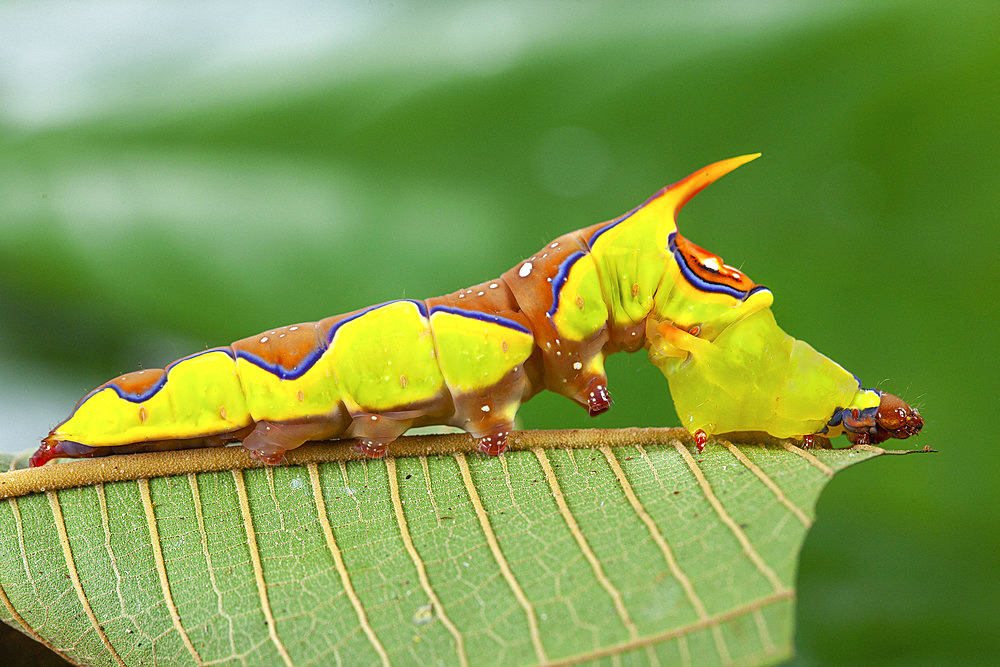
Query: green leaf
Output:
[[0, 429, 922, 666]]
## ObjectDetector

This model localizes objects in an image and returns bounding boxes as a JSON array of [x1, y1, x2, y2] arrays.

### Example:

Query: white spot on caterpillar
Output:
[[542, 253, 548, 258], [702, 257, 721, 271], [519, 262, 533, 277], [573, 361, 582, 370], [289, 326, 299, 331], [371, 415, 378, 420], [279, 333, 285, 338], [546, 277, 552, 282], [489, 283, 499, 289], [477, 291, 484, 296], [556, 351, 562, 356], [551, 242, 559, 248], [481, 405, 490, 412], [259, 336, 269, 343], [459, 293, 465, 298]]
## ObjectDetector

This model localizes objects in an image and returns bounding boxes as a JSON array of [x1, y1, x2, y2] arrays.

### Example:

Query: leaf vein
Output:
[[138, 478, 203, 665], [453, 452, 548, 664], [723, 443, 811, 527], [232, 470, 294, 667], [47, 490, 126, 666], [672, 442, 789, 594], [780, 442, 834, 478], [533, 447, 640, 642], [385, 458, 468, 667], [307, 462, 389, 667], [542, 590, 794, 666], [605, 445, 730, 663]]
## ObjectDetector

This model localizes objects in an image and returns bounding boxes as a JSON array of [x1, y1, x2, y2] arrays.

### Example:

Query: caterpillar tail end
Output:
[[30, 437, 89, 467]]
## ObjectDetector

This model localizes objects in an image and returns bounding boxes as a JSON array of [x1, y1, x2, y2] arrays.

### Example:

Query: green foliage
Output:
[[0, 434, 911, 665]]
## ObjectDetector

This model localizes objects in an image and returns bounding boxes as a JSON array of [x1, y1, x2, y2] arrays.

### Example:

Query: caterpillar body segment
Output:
[[33, 154, 922, 467]]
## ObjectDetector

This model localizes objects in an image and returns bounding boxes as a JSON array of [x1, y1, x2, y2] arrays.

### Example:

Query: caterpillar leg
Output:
[[346, 413, 412, 459], [352, 439, 391, 459], [472, 423, 514, 456], [584, 377, 612, 416], [242, 420, 332, 464], [694, 429, 708, 453]]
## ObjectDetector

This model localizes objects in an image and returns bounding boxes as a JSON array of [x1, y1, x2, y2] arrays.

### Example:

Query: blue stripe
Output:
[[587, 188, 666, 248], [547, 251, 587, 318], [668, 233, 767, 300], [430, 305, 532, 335], [326, 299, 428, 344], [106, 347, 237, 403], [587, 207, 637, 247], [235, 345, 327, 381]]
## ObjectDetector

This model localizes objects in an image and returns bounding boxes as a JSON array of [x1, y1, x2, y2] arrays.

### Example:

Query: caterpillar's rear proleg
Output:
[[474, 423, 514, 456], [242, 420, 330, 464]]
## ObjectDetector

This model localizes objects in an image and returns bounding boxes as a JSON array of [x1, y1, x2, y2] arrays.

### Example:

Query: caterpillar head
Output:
[[834, 392, 924, 445]]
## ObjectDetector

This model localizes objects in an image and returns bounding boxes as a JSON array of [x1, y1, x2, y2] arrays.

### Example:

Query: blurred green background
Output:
[[1, 0, 997, 662]]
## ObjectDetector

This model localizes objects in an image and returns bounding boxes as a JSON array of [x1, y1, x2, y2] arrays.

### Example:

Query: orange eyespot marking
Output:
[[138, 406, 148, 422], [399, 375, 408, 388], [297, 389, 305, 402], [631, 283, 640, 297], [673, 233, 758, 293], [688, 325, 701, 336], [852, 408, 860, 420], [576, 295, 585, 309], [219, 405, 228, 420], [501, 340, 509, 353]]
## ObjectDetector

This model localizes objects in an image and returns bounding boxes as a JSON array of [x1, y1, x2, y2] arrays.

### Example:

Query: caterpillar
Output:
[[31, 154, 923, 467]]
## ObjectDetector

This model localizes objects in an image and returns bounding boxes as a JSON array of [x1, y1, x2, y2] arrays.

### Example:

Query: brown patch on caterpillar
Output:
[[111, 369, 165, 397], [425, 278, 534, 337], [232, 322, 325, 374]]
